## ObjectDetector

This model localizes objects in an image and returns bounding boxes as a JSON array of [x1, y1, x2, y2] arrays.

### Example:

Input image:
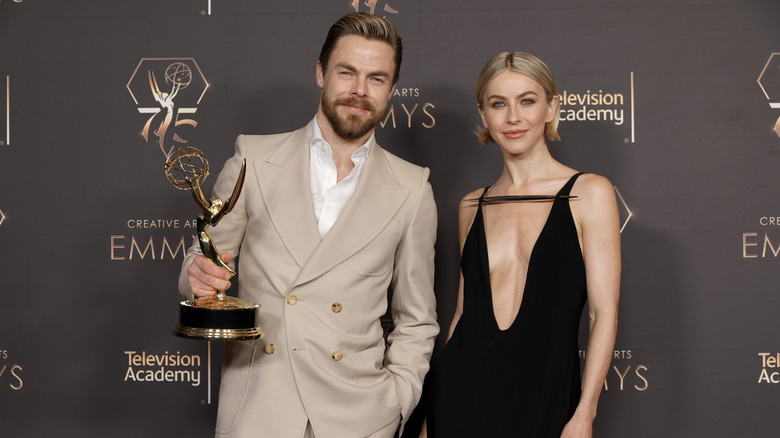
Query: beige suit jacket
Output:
[[179, 122, 439, 438]]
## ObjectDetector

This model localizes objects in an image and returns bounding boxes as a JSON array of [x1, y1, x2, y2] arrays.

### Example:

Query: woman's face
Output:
[[478, 70, 557, 156]]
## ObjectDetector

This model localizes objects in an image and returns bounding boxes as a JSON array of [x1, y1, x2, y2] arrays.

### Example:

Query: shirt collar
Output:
[[310, 116, 374, 159]]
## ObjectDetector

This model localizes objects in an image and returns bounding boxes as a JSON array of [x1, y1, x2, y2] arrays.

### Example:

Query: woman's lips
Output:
[[503, 129, 527, 139]]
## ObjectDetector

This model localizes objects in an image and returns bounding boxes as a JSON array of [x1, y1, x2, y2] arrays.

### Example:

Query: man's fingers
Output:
[[188, 255, 233, 294], [219, 252, 234, 265]]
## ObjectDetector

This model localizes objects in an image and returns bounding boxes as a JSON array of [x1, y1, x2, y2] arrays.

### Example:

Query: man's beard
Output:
[[321, 94, 386, 141]]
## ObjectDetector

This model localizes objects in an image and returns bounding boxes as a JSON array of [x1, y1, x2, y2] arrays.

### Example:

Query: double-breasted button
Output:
[[264, 344, 276, 355], [332, 350, 343, 361], [331, 302, 343, 313], [286, 295, 298, 305]]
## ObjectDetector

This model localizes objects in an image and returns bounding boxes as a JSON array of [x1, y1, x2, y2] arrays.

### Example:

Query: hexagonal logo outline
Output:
[[613, 186, 632, 234], [127, 58, 209, 157], [757, 52, 780, 109]]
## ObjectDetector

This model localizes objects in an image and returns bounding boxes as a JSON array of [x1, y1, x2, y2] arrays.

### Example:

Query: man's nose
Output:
[[351, 78, 368, 97]]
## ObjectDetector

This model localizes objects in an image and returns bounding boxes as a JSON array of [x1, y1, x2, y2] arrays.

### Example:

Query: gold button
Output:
[[331, 302, 342, 313], [286, 294, 298, 305], [332, 350, 343, 361], [264, 344, 275, 355]]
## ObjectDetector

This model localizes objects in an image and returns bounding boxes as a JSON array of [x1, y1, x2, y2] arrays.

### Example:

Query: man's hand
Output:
[[187, 253, 234, 298]]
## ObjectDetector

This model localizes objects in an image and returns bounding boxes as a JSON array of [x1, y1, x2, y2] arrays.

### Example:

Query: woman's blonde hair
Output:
[[475, 52, 561, 143]]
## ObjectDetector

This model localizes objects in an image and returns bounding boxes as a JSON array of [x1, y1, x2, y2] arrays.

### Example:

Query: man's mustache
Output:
[[336, 97, 375, 112]]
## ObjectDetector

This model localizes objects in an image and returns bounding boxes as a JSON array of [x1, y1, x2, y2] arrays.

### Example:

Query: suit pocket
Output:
[[351, 343, 401, 410], [215, 341, 257, 434], [375, 372, 401, 410], [348, 220, 402, 277]]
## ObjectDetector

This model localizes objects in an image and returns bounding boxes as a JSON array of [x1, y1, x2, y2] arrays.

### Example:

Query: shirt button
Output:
[[332, 350, 343, 361], [264, 344, 276, 355], [331, 303, 343, 313], [286, 295, 298, 305]]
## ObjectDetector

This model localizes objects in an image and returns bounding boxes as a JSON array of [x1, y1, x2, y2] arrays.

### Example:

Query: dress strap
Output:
[[556, 172, 584, 198], [478, 186, 491, 205]]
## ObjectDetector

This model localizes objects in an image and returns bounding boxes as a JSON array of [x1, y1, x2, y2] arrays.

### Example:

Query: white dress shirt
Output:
[[309, 117, 373, 238]]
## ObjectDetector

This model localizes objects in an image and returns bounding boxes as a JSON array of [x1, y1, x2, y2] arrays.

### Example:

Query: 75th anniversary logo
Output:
[[127, 58, 209, 158]]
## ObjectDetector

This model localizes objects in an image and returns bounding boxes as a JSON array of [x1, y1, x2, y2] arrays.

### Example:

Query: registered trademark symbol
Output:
[[200, 399, 207, 405], [624, 138, 629, 143]]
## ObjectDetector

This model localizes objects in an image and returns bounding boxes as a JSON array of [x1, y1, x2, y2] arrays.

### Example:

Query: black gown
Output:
[[428, 173, 586, 437]]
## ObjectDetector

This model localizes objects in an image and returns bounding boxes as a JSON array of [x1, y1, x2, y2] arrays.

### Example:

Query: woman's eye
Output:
[[521, 98, 535, 105], [491, 101, 505, 108]]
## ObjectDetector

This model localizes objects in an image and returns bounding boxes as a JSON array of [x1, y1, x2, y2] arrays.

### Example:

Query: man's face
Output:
[[316, 35, 396, 141]]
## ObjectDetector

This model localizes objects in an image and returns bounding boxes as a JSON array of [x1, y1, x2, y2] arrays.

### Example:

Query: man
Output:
[[178, 13, 438, 438]]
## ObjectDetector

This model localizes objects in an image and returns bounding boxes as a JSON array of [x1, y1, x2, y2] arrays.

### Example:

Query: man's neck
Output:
[[315, 112, 373, 161], [315, 112, 373, 182]]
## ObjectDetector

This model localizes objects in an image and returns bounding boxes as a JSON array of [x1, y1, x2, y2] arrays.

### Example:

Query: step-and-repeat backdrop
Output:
[[1, 0, 779, 436]]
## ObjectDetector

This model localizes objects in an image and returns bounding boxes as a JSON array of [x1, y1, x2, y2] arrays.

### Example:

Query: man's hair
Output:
[[475, 52, 561, 143], [318, 13, 403, 85]]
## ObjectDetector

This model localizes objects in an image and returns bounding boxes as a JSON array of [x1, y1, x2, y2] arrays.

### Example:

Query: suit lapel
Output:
[[294, 145, 409, 287], [255, 123, 321, 269]]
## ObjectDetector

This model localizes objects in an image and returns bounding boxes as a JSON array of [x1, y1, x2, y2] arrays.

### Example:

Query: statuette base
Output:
[[174, 297, 264, 341]]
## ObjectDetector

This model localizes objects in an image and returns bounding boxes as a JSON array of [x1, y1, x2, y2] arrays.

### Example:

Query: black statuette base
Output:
[[174, 300, 264, 341]]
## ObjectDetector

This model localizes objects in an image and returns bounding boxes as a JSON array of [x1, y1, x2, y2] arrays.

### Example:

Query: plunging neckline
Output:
[[479, 198, 555, 332], [478, 176, 578, 332]]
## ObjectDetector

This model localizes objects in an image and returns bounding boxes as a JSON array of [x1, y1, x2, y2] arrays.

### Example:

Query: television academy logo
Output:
[[757, 53, 780, 138], [127, 58, 209, 157], [558, 72, 637, 144], [123, 346, 218, 404], [124, 350, 202, 387], [758, 352, 780, 383]]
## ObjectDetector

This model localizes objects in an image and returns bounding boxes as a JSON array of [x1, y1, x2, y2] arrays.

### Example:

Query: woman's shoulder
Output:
[[572, 172, 614, 199], [459, 187, 486, 206], [570, 172, 619, 226], [456, 188, 484, 234]]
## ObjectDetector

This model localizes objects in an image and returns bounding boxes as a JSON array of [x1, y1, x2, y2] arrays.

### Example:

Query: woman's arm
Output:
[[445, 192, 481, 341], [419, 190, 481, 438], [562, 174, 621, 438]]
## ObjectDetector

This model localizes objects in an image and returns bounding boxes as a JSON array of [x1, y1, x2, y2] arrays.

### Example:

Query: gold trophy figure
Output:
[[165, 147, 264, 340]]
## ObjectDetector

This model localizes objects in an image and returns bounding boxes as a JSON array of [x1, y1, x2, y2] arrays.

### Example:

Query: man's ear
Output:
[[316, 61, 325, 89]]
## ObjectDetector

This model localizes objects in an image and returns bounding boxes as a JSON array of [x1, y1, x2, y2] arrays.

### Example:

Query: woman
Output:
[[424, 52, 621, 437]]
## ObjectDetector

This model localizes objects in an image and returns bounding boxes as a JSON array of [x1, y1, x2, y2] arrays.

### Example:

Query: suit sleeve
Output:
[[384, 166, 439, 430], [178, 135, 251, 299]]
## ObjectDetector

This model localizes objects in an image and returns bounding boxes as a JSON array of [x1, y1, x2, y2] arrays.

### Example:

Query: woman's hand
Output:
[[560, 413, 593, 438], [418, 418, 428, 438]]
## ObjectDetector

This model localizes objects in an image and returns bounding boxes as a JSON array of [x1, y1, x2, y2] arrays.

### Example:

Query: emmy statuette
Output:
[[165, 147, 264, 341]]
